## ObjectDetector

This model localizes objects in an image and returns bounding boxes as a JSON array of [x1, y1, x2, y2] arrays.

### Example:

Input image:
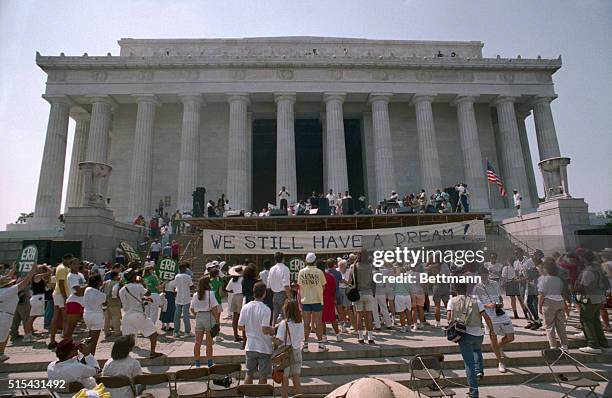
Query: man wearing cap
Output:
[[47, 338, 100, 396], [268, 252, 292, 324], [0, 263, 37, 363], [48, 253, 73, 349], [298, 252, 328, 352], [118, 269, 163, 358]]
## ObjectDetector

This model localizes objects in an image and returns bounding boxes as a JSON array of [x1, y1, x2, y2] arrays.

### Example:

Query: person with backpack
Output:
[[447, 282, 493, 398], [102, 271, 123, 337], [575, 250, 611, 354], [522, 250, 543, 330], [275, 300, 305, 398]]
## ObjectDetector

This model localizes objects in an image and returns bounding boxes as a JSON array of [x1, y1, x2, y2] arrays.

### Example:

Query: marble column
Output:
[[493, 96, 533, 208], [275, 93, 297, 205], [246, 112, 253, 211], [128, 95, 160, 219], [86, 96, 115, 163], [32, 95, 72, 224], [412, 94, 442, 195], [324, 93, 349, 195], [531, 96, 561, 160], [177, 94, 204, 213], [64, 111, 90, 210], [451, 96, 488, 210], [516, 109, 540, 205], [226, 94, 249, 211], [369, 93, 396, 202]]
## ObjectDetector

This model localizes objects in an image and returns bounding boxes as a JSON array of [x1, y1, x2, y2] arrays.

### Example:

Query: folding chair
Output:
[[174, 367, 210, 398], [236, 384, 275, 397], [541, 348, 600, 397], [409, 355, 456, 397], [207, 363, 241, 396], [134, 373, 172, 398], [97, 375, 136, 396]]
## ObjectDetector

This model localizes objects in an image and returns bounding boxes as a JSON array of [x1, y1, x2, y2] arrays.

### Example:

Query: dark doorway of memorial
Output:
[[252, 119, 277, 212], [295, 119, 323, 203]]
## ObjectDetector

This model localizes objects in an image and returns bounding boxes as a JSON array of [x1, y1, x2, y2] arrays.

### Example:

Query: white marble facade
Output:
[[31, 37, 565, 223]]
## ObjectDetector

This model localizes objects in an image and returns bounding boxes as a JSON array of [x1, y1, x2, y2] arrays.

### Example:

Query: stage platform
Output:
[[185, 212, 489, 231]]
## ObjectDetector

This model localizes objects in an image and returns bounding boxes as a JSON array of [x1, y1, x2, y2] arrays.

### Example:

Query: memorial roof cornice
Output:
[[36, 53, 561, 73]]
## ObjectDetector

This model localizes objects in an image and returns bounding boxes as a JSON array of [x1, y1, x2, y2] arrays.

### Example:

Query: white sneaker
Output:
[[335, 334, 343, 342], [411, 325, 418, 332], [579, 346, 602, 354], [498, 362, 507, 373], [573, 332, 585, 339], [560, 345, 569, 351], [435, 321, 441, 328], [400, 326, 407, 333]]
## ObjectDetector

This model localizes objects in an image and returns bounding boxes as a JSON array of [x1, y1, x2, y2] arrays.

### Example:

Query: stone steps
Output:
[[3, 362, 611, 396], [0, 336, 593, 373]]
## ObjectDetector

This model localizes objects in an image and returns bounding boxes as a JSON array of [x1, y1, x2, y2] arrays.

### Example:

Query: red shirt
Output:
[[171, 242, 180, 257]]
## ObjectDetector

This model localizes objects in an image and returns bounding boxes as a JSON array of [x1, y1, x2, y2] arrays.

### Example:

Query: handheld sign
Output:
[[288, 257, 305, 283], [120, 241, 141, 263], [17, 245, 38, 276], [157, 258, 178, 281]]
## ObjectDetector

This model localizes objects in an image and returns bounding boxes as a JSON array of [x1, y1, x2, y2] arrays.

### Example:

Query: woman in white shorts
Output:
[[83, 274, 106, 355], [393, 266, 413, 332], [225, 266, 244, 342], [190, 276, 220, 368]]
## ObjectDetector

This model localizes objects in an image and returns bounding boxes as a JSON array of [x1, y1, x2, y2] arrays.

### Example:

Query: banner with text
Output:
[[202, 219, 485, 254]]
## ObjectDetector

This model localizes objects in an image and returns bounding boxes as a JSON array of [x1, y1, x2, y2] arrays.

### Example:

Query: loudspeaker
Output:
[[269, 209, 288, 216], [342, 198, 354, 215], [192, 187, 206, 217], [317, 199, 331, 215], [396, 207, 413, 214], [224, 210, 243, 217]]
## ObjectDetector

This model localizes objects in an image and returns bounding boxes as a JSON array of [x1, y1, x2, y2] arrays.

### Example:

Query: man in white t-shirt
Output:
[[278, 186, 290, 211], [325, 189, 336, 215], [513, 189, 522, 217], [173, 264, 194, 337], [119, 269, 163, 358], [268, 252, 292, 324], [238, 282, 274, 385], [150, 239, 162, 263]]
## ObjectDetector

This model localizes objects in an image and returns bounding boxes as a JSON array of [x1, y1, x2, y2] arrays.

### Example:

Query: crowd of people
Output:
[[1, 244, 610, 398]]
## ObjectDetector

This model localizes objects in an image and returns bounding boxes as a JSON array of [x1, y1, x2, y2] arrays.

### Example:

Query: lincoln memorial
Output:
[[31, 37, 566, 224]]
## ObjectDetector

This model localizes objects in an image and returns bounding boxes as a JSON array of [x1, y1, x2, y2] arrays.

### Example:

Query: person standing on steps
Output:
[[348, 249, 375, 344], [447, 282, 493, 398], [297, 252, 328, 353], [474, 268, 515, 373]]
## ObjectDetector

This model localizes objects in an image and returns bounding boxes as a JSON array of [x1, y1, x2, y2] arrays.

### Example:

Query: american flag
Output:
[[487, 160, 507, 197]]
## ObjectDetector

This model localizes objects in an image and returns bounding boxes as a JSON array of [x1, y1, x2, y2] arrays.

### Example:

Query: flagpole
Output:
[[486, 158, 492, 209]]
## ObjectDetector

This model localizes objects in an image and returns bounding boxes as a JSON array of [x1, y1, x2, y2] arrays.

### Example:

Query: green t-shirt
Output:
[[143, 274, 161, 294], [210, 277, 223, 303]]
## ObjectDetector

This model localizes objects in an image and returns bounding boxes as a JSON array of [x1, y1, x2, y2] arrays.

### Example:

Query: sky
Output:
[[0, 0, 610, 229]]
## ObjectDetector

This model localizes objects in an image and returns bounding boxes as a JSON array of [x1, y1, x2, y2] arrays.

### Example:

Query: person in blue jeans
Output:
[[447, 283, 493, 398], [173, 264, 194, 337]]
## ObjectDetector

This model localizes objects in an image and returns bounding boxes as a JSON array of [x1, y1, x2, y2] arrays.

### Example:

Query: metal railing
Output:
[[490, 223, 537, 255]]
